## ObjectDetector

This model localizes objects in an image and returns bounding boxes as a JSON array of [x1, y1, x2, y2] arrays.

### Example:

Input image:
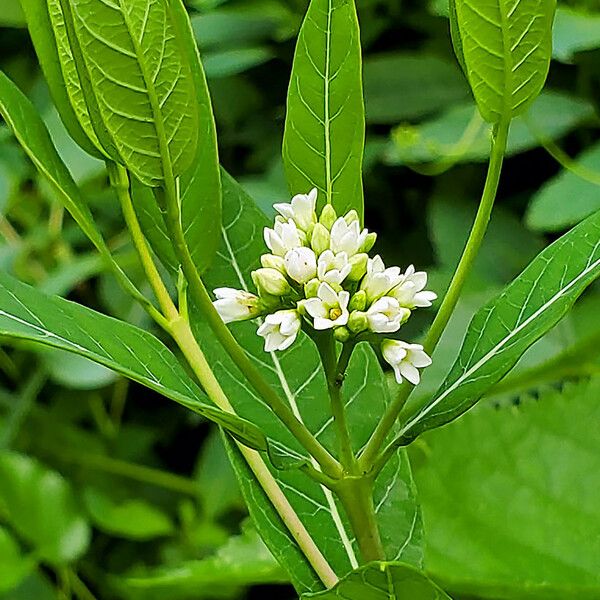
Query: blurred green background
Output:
[[0, 0, 599, 598]]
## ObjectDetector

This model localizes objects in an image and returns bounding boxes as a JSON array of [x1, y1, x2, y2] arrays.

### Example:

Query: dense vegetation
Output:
[[0, 0, 599, 598]]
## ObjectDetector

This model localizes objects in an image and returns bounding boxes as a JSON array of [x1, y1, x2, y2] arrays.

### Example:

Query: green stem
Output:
[[359, 118, 511, 472], [316, 335, 355, 471], [160, 175, 341, 479], [336, 477, 385, 563]]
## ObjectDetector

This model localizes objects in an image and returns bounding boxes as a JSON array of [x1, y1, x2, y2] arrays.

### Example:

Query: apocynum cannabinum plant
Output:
[[1, 0, 596, 597]]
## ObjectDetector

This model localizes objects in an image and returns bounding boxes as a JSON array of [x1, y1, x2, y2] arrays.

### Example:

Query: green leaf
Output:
[[414, 377, 600, 598], [552, 6, 600, 63], [362, 53, 470, 124], [282, 0, 365, 218], [398, 210, 600, 443], [19, 0, 103, 157], [119, 524, 287, 596], [0, 452, 90, 565], [83, 487, 174, 540], [386, 93, 594, 165], [526, 140, 600, 232], [41, 348, 118, 390], [0, 70, 108, 253], [0, 526, 35, 594], [198, 174, 422, 590], [0, 573, 58, 600], [65, 0, 199, 185], [0, 271, 266, 451], [303, 562, 451, 599], [130, 0, 222, 274], [450, 0, 556, 123]]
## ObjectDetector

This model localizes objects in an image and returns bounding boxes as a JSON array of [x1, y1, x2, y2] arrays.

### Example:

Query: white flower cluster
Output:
[[213, 189, 436, 385]]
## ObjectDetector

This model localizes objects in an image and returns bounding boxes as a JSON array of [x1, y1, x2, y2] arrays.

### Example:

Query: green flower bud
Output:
[[319, 204, 337, 229], [334, 326, 351, 343], [348, 290, 367, 311], [359, 232, 377, 253], [347, 253, 368, 281], [304, 278, 320, 298], [348, 311, 368, 333], [252, 268, 291, 297], [344, 209, 359, 225], [261, 253, 286, 273], [310, 223, 330, 255]]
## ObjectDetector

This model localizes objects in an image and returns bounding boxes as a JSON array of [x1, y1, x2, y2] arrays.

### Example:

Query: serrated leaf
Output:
[[66, 0, 199, 185], [283, 0, 365, 218], [197, 173, 422, 591], [415, 377, 600, 598], [450, 0, 556, 123], [0, 272, 266, 450], [303, 561, 451, 599], [398, 210, 600, 443], [0, 452, 90, 565], [19, 0, 103, 157]]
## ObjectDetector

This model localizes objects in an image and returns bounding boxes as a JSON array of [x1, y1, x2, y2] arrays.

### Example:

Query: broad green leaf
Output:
[[118, 524, 287, 597], [363, 53, 470, 124], [41, 348, 118, 390], [283, 0, 365, 218], [0, 0, 26, 27], [0, 452, 90, 565], [303, 562, 451, 599], [526, 140, 600, 232], [450, 0, 556, 123], [19, 0, 103, 157], [83, 487, 174, 540], [415, 377, 600, 598], [0, 272, 267, 450], [197, 174, 422, 590], [553, 7, 600, 62], [398, 210, 600, 443], [0, 526, 35, 593], [386, 93, 594, 165], [131, 0, 222, 275], [66, 0, 199, 185]]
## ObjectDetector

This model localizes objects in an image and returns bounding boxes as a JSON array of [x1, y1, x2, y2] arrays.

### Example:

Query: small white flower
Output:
[[382, 340, 432, 385], [213, 288, 262, 324], [264, 220, 304, 257], [366, 297, 410, 333], [302, 282, 350, 330], [317, 250, 351, 285], [274, 188, 318, 231], [360, 255, 403, 302], [391, 265, 437, 308], [284, 247, 317, 284], [329, 217, 370, 256], [257, 310, 301, 352]]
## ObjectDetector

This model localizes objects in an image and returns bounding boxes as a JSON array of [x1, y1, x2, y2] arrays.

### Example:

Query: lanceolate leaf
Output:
[[19, 0, 102, 158], [196, 173, 422, 591], [303, 562, 451, 599], [0, 272, 266, 451], [66, 0, 199, 186], [283, 0, 365, 219], [398, 210, 600, 443], [450, 0, 556, 123]]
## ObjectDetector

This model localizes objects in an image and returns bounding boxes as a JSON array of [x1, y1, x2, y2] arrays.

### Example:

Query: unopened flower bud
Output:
[[304, 278, 320, 298], [334, 326, 351, 343], [359, 232, 377, 253], [348, 290, 367, 312], [310, 223, 330, 255], [319, 204, 337, 229], [348, 311, 368, 333], [261, 254, 286, 273], [284, 247, 317, 284], [344, 209, 359, 224], [347, 253, 368, 281], [213, 288, 263, 324], [252, 268, 291, 297]]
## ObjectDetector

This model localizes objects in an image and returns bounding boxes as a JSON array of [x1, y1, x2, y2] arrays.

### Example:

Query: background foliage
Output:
[[0, 0, 598, 598]]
